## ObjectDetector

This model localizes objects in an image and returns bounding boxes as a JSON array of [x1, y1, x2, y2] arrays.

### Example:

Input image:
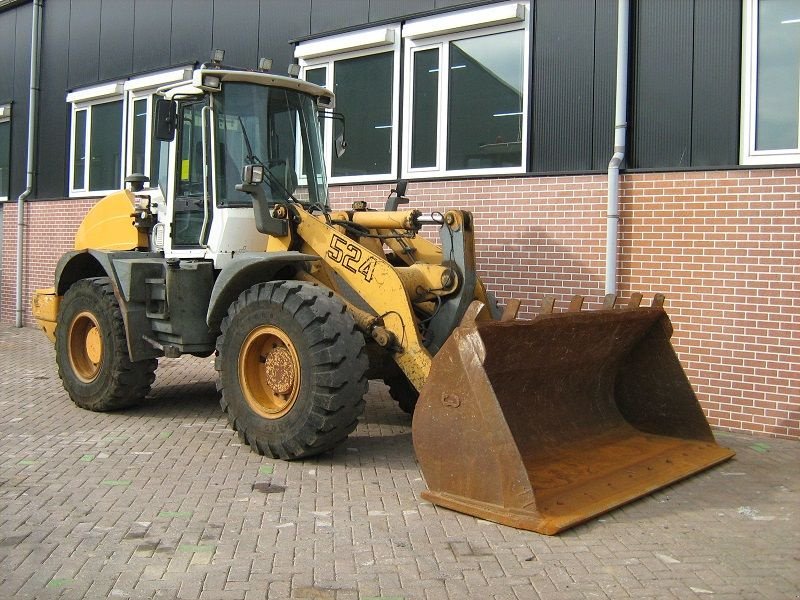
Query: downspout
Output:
[[15, 0, 43, 327], [605, 0, 630, 295]]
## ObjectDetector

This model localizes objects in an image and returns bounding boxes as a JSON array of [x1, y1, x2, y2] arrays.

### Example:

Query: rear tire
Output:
[[386, 371, 418, 415], [216, 281, 368, 459], [55, 278, 157, 411]]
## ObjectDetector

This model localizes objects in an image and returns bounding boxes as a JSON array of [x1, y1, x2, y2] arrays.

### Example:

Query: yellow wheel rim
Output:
[[239, 325, 301, 419], [68, 311, 103, 383]]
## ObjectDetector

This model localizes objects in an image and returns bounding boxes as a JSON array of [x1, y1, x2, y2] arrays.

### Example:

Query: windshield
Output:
[[212, 82, 328, 207]]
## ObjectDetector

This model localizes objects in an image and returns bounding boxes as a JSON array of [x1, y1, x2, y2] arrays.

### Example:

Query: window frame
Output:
[[297, 25, 401, 184], [67, 68, 192, 197], [123, 68, 192, 190], [401, 2, 530, 179], [0, 103, 10, 202], [67, 83, 124, 197], [740, 0, 800, 165]]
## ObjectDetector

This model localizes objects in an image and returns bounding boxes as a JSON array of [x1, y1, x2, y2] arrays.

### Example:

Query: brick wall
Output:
[[1, 199, 95, 325], [2, 168, 798, 438]]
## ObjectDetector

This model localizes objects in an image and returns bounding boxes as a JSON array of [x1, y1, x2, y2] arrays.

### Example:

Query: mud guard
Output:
[[206, 252, 319, 333]]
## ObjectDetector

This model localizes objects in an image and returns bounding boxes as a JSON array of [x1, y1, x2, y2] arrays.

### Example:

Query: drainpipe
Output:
[[605, 0, 630, 296], [15, 0, 43, 327]]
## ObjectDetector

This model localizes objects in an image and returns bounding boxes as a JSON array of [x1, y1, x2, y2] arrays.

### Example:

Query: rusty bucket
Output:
[[412, 296, 734, 535]]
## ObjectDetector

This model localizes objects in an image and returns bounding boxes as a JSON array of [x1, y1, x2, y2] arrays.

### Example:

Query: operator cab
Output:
[[151, 67, 333, 266]]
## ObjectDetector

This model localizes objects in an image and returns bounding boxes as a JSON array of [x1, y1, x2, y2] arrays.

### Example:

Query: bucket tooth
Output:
[[501, 299, 522, 322], [568, 295, 585, 312], [540, 296, 556, 314], [413, 299, 734, 535], [652, 293, 665, 308], [627, 292, 643, 308], [603, 293, 618, 309]]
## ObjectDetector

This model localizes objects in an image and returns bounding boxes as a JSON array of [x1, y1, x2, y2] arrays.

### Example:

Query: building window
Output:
[[402, 2, 529, 178], [123, 68, 191, 192], [296, 6, 529, 182], [0, 104, 10, 202], [67, 68, 191, 196], [297, 26, 401, 183], [68, 82, 125, 195], [741, 0, 800, 165]]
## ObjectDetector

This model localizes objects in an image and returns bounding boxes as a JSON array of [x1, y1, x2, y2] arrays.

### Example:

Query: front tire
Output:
[[216, 281, 368, 459], [55, 278, 157, 411]]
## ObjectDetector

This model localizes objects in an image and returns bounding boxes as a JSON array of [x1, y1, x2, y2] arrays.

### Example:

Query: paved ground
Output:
[[0, 325, 798, 600]]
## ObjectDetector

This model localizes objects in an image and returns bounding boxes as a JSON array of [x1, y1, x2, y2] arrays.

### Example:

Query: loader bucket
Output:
[[412, 297, 734, 535]]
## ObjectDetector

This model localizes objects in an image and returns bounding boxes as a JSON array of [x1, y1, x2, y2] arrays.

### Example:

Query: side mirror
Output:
[[319, 110, 348, 157], [385, 179, 409, 211], [153, 99, 177, 141], [335, 134, 347, 158], [241, 164, 264, 185]]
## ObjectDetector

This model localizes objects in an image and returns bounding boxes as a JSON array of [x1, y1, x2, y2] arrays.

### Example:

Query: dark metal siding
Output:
[[630, 0, 741, 169], [0, 0, 747, 201], [631, 0, 694, 168], [369, 0, 434, 22], [0, 10, 16, 102], [434, 0, 484, 8], [131, 0, 172, 74], [259, 0, 312, 76], [12, 5, 31, 199], [691, 0, 741, 167], [531, 0, 597, 172], [591, 0, 618, 171], [213, 0, 260, 69], [311, 0, 369, 35], [171, 0, 213, 66], [67, 0, 101, 89], [99, 1, 134, 80], [38, 0, 71, 198]]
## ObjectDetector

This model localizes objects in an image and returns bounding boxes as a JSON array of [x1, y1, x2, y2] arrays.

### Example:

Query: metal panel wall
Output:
[[171, 0, 213, 66], [259, 0, 311, 75], [630, 0, 741, 169], [99, 1, 134, 80], [369, 0, 434, 22], [0, 0, 749, 202], [37, 0, 71, 199], [311, 0, 369, 35], [12, 5, 31, 200], [131, 0, 172, 74], [67, 0, 101, 89], [213, 0, 260, 69], [691, 0, 741, 167], [591, 0, 618, 171], [631, 0, 694, 168], [531, 0, 596, 173], [0, 10, 16, 102]]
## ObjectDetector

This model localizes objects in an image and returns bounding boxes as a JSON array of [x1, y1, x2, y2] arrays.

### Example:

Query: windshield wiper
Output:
[[237, 115, 299, 205]]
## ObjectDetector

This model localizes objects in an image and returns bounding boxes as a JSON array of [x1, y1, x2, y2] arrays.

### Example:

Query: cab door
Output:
[[167, 99, 213, 254]]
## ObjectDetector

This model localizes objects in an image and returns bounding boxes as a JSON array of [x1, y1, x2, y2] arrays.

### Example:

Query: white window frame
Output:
[[740, 0, 800, 165], [124, 68, 192, 185], [0, 103, 10, 202], [402, 2, 530, 179], [67, 83, 125, 197], [297, 25, 401, 184], [67, 68, 192, 197]]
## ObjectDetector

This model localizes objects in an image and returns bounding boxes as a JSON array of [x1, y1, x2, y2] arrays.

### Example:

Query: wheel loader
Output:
[[32, 64, 733, 535]]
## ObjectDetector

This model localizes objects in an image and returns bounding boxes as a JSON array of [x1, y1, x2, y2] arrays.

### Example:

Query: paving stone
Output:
[[1, 325, 799, 599]]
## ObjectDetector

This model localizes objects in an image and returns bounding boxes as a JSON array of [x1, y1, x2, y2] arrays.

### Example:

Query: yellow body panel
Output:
[[74, 190, 147, 251], [32, 287, 60, 342]]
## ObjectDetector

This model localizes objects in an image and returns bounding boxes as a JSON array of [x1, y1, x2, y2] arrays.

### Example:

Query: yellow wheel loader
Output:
[[32, 64, 733, 534]]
